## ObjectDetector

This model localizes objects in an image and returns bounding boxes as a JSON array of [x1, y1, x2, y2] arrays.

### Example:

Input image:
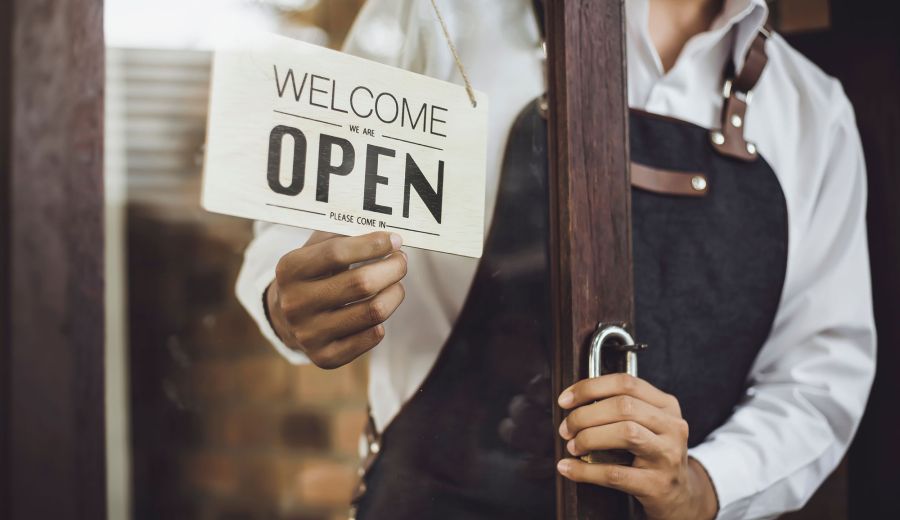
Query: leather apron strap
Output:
[[709, 23, 773, 161]]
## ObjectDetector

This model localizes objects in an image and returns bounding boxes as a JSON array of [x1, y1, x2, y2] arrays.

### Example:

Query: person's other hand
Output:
[[498, 373, 555, 479], [556, 374, 718, 520], [266, 230, 406, 369]]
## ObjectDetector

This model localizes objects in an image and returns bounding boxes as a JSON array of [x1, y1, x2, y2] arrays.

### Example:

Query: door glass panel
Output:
[[105, 2, 565, 518], [104, 2, 370, 519]]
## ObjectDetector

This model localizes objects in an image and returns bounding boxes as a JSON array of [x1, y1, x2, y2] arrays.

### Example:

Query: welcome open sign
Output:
[[202, 33, 489, 258]]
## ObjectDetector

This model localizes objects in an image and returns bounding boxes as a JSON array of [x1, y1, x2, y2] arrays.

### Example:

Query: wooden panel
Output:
[[787, 2, 900, 517], [544, 0, 633, 518], [284, 0, 368, 49], [0, 0, 13, 514], [777, 0, 831, 33], [4, 0, 106, 518]]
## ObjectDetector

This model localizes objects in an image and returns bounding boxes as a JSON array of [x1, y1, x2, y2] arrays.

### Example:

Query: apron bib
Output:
[[353, 25, 786, 520]]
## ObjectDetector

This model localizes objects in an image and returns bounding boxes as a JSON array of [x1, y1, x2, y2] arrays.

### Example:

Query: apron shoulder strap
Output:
[[710, 22, 773, 162]]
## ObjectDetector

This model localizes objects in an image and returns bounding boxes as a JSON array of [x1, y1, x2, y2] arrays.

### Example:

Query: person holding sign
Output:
[[235, 1, 875, 519]]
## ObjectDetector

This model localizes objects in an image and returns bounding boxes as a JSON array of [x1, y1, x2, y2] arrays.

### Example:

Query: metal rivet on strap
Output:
[[691, 176, 707, 191], [731, 114, 743, 128], [711, 131, 725, 145], [746, 142, 757, 155]]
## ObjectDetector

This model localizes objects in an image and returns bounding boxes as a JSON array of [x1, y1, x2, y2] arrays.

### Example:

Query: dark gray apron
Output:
[[353, 25, 786, 520]]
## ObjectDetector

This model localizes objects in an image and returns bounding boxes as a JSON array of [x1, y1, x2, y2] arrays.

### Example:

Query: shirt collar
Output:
[[716, 0, 769, 71], [627, 0, 769, 75]]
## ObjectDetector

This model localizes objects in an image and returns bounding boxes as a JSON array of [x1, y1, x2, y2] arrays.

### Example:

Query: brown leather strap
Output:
[[631, 162, 709, 197], [713, 94, 755, 160], [710, 21, 772, 162], [733, 25, 770, 94]]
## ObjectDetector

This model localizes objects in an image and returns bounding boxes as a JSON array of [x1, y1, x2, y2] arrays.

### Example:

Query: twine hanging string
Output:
[[429, 0, 478, 107]]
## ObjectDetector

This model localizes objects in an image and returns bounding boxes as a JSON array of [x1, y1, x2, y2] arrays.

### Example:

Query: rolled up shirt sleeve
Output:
[[235, 221, 313, 365], [688, 89, 876, 519]]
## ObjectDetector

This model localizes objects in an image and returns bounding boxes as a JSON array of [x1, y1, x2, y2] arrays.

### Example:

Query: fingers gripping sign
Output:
[[266, 230, 407, 369], [556, 374, 719, 520]]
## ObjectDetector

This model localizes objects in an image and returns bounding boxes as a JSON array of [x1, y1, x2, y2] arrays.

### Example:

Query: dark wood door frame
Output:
[[545, 1, 633, 518], [1, 1, 107, 518], [0, 0, 13, 511]]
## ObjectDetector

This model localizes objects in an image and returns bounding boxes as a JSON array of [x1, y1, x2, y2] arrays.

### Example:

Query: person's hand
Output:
[[556, 374, 718, 520], [498, 373, 555, 479], [266, 230, 407, 369]]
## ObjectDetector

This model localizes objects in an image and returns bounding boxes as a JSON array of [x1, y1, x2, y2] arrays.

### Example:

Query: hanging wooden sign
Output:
[[202, 33, 488, 257]]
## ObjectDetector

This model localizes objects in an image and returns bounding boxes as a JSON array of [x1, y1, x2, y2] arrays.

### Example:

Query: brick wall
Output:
[[127, 203, 371, 520]]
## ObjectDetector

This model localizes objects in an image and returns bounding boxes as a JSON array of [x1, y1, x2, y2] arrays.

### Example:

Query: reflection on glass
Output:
[[105, 2, 368, 518]]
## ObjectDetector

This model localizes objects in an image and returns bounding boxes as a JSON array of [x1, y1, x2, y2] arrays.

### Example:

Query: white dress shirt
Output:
[[235, 0, 876, 518]]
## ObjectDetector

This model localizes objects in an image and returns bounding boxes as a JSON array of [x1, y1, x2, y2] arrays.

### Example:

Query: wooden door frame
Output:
[[1, 1, 107, 518], [1, 0, 13, 511], [544, 1, 633, 518]]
